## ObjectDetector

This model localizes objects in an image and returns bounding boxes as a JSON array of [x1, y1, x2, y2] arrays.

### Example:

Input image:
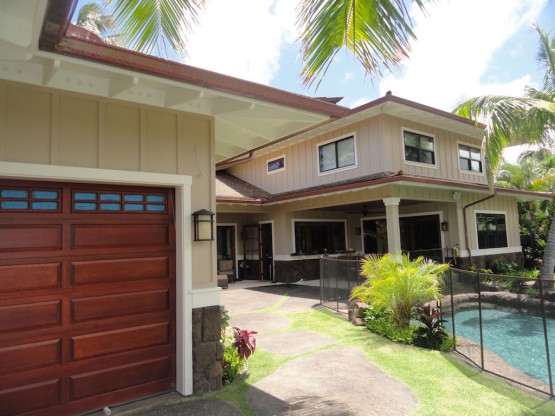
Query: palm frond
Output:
[[107, 0, 204, 58], [297, 0, 428, 90], [534, 24, 555, 91]]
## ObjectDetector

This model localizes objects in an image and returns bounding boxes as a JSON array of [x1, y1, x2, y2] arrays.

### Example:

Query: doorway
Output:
[[242, 223, 273, 280], [217, 225, 236, 280]]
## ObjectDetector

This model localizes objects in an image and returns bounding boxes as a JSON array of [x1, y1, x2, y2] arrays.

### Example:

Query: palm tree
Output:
[[91, 0, 427, 83], [75, 2, 118, 45], [453, 26, 555, 279]]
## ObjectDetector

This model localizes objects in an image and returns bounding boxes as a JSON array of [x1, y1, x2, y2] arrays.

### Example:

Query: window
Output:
[[476, 213, 507, 249], [294, 221, 346, 254], [403, 130, 435, 165], [267, 156, 285, 173], [0, 188, 60, 211], [318, 135, 355, 173], [72, 190, 167, 213], [459, 144, 482, 173]]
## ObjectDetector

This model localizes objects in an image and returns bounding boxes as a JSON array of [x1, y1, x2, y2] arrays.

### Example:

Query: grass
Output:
[[180, 294, 555, 415]]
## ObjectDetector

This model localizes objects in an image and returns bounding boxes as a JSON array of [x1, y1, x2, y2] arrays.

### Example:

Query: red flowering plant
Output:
[[232, 327, 257, 370]]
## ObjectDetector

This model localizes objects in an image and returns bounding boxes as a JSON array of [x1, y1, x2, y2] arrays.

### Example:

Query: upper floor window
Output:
[[459, 144, 482, 173], [267, 156, 285, 174], [476, 213, 507, 249], [404, 130, 435, 165], [318, 135, 356, 173]]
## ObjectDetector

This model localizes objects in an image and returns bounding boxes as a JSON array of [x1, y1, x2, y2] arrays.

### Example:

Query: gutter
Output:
[[462, 191, 497, 267]]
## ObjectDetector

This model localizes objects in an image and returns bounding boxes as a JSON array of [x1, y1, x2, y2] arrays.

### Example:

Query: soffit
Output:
[[0, 1, 338, 163]]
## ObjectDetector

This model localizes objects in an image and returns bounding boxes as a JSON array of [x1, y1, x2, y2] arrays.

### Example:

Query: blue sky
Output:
[[181, 0, 554, 112], [75, 0, 554, 160]]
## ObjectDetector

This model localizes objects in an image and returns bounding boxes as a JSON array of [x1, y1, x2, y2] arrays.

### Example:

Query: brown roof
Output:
[[216, 172, 271, 203], [216, 171, 553, 205]]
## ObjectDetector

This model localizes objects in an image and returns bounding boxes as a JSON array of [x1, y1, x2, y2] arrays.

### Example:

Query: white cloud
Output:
[[183, 0, 297, 84], [346, 96, 371, 109], [341, 72, 355, 84], [378, 0, 547, 111]]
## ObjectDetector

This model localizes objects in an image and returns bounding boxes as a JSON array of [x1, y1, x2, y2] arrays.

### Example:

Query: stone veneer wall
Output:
[[192, 305, 223, 394], [274, 259, 320, 283]]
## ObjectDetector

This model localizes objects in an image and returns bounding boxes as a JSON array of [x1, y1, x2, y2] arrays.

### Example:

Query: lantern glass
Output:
[[193, 209, 215, 241]]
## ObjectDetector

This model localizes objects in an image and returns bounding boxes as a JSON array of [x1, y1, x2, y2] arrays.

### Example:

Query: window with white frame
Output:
[[459, 144, 482, 173], [318, 135, 355, 173], [294, 221, 346, 254], [267, 156, 285, 173], [476, 213, 507, 249], [403, 130, 435, 165]]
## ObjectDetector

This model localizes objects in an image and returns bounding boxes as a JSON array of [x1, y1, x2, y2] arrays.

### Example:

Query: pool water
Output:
[[454, 309, 555, 385]]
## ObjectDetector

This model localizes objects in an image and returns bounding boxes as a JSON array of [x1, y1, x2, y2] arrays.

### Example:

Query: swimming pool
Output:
[[454, 308, 555, 385]]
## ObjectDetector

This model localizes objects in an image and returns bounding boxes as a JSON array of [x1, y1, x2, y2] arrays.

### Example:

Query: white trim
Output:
[[474, 210, 509, 251], [266, 155, 286, 175], [316, 132, 358, 176], [0, 161, 196, 396], [291, 218, 348, 254], [190, 287, 221, 308], [459, 246, 522, 257], [457, 141, 485, 176], [401, 127, 437, 168]]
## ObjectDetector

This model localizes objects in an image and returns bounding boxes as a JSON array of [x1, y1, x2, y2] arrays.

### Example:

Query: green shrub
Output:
[[352, 252, 448, 327], [364, 305, 417, 345], [440, 336, 455, 352], [414, 305, 451, 351], [222, 335, 244, 385]]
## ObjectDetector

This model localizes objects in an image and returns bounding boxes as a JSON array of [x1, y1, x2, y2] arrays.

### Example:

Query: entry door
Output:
[[0, 180, 176, 416], [260, 223, 273, 281], [400, 214, 441, 260], [242, 225, 261, 280]]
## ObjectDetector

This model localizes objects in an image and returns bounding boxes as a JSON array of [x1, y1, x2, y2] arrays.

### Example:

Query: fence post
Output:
[[449, 268, 457, 351], [538, 277, 554, 397], [476, 269, 485, 371]]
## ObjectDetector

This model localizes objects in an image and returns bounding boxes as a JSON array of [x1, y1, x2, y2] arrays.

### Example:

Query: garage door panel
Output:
[[71, 224, 169, 249], [71, 256, 169, 285], [0, 263, 61, 292], [0, 300, 61, 332], [71, 322, 170, 361], [0, 225, 62, 252], [71, 289, 169, 322], [0, 379, 61, 416], [70, 356, 170, 400], [0, 339, 61, 375], [0, 181, 176, 415]]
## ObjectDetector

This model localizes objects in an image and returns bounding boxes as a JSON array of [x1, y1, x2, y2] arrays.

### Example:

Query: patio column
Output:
[[383, 197, 401, 254]]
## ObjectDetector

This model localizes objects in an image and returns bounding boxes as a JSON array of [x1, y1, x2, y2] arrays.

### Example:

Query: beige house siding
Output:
[[0, 80, 216, 289], [228, 114, 487, 194]]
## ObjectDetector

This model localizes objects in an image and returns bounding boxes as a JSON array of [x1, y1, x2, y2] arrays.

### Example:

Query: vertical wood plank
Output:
[[0, 82, 6, 160], [98, 101, 105, 169], [50, 93, 60, 165]]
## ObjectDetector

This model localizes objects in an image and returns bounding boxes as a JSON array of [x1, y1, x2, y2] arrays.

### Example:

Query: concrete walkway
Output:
[[104, 282, 417, 416]]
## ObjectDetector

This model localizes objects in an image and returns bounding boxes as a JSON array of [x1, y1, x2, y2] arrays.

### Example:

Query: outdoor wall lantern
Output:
[[193, 209, 215, 241], [441, 221, 448, 232]]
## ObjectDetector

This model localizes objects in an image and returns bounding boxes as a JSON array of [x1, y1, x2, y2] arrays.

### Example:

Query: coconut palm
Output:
[[95, 0, 427, 84], [75, 2, 118, 44], [453, 25, 555, 279]]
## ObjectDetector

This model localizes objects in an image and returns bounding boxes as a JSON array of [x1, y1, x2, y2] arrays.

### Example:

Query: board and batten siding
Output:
[[461, 193, 520, 251], [0, 80, 216, 288], [228, 114, 486, 194]]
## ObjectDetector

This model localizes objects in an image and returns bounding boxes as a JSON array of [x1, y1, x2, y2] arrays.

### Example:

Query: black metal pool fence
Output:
[[320, 257, 555, 397], [445, 267, 555, 397], [320, 257, 363, 312]]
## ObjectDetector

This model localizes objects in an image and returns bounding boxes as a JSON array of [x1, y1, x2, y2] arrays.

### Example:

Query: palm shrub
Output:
[[351, 252, 448, 328]]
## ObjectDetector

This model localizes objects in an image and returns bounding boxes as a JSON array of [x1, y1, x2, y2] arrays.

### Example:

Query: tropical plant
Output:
[[75, 2, 118, 45], [364, 303, 417, 344], [352, 252, 448, 327], [414, 305, 451, 351], [232, 327, 257, 370], [220, 305, 230, 340], [222, 336, 243, 384], [81, 1, 430, 86], [296, 0, 428, 88], [453, 25, 555, 279]]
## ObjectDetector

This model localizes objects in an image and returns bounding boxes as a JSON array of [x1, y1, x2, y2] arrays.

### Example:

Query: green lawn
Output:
[[204, 298, 555, 415]]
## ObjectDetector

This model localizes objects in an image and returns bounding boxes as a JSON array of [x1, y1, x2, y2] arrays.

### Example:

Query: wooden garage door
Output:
[[0, 180, 176, 416]]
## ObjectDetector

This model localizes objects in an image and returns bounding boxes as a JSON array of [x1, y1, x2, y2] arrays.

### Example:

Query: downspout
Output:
[[216, 150, 255, 170], [462, 190, 497, 267]]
